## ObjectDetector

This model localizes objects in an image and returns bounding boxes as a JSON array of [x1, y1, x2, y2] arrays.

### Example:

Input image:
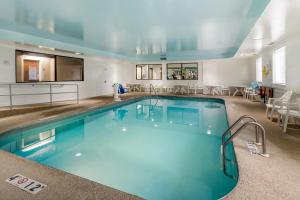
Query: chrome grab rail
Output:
[[222, 115, 259, 145], [221, 121, 269, 178], [0, 83, 79, 109], [221, 116, 269, 178], [149, 84, 158, 96]]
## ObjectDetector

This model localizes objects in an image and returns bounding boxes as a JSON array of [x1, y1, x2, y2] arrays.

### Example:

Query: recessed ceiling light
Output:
[[264, 42, 274, 47], [240, 53, 255, 57], [38, 45, 55, 51], [122, 128, 127, 132], [75, 153, 82, 157], [154, 124, 158, 128], [75, 52, 81, 55], [252, 37, 264, 40]]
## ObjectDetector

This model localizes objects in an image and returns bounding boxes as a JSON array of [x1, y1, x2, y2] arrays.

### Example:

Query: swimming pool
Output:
[[0, 97, 238, 200]]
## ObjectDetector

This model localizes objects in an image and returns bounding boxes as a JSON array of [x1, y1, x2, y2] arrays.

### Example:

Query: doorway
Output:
[[23, 60, 40, 82]]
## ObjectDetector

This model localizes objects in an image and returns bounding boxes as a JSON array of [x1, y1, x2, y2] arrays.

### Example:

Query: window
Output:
[[167, 63, 198, 80], [15, 50, 84, 83], [136, 64, 162, 80], [256, 56, 262, 82], [16, 50, 55, 82], [273, 46, 286, 85], [167, 64, 182, 80], [56, 56, 84, 81]]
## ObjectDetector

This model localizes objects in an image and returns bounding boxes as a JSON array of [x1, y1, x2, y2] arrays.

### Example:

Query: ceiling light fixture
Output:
[[252, 37, 264, 40], [38, 45, 55, 51], [75, 153, 82, 157]]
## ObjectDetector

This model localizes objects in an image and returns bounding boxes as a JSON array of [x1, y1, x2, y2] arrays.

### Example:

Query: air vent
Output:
[[160, 54, 167, 60]]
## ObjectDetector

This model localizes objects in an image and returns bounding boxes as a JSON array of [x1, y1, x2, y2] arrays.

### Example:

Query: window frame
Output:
[[256, 56, 263, 83], [167, 62, 198, 80], [136, 64, 162, 80], [15, 50, 84, 83], [272, 46, 286, 85], [55, 55, 84, 82]]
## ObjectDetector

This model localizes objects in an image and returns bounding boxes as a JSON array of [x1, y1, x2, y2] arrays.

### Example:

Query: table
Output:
[[203, 85, 221, 95], [128, 84, 141, 92], [231, 86, 246, 96], [173, 85, 189, 94]]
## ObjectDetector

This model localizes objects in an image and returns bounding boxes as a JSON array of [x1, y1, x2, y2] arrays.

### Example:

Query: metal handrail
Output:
[[222, 115, 259, 145], [149, 84, 158, 96], [221, 121, 269, 178], [0, 83, 79, 109]]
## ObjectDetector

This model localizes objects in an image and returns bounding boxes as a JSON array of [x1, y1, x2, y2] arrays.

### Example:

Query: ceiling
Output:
[[237, 0, 300, 57], [0, 0, 270, 61]]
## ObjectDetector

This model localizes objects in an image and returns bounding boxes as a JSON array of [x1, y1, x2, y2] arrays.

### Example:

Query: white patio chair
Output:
[[173, 85, 181, 94], [248, 89, 260, 101], [221, 86, 230, 96], [266, 90, 293, 121], [277, 99, 300, 133], [188, 84, 199, 94], [244, 87, 252, 99], [203, 86, 211, 95], [196, 85, 204, 94], [212, 86, 222, 96]]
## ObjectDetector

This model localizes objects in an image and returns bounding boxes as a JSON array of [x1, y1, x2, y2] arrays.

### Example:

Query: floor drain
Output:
[[247, 142, 259, 154]]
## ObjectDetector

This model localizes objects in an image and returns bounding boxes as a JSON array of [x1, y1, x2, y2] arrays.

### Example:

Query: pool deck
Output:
[[0, 93, 299, 200]]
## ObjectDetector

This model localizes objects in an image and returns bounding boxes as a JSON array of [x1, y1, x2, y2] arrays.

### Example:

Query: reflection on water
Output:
[[0, 129, 55, 153], [136, 104, 163, 122], [22, 129, 55, 152], [205, 102, 222, 109], [167, 106, 199, 126], [0, 97, 237, 200], [0, 119, 85, 157], [113, 108, 128, 121]]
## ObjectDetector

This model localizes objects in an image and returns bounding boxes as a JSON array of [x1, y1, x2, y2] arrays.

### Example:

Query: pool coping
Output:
[[0, 94, 239, 200]]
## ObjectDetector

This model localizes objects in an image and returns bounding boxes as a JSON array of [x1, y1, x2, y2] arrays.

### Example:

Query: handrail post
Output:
[[9, 84, 13, 110], [222, 121, 269, 177], [49, 84, 53, 104], [76, 84, 79, 104], [222, 115, 258, 144]]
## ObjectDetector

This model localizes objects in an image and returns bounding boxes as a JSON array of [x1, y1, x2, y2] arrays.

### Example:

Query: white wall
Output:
[[0, 44, 135, 106], [0, 42, 257, 106], [256, 35, 300, 96], [134, 57, 255, 88], [203, 58, 255, 86]]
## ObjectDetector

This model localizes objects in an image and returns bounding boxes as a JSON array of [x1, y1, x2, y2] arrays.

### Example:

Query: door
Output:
[[23, 60, 40, 82]]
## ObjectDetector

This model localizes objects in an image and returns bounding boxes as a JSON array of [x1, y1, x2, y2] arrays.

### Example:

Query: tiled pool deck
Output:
[[0, 93, 299, 200]]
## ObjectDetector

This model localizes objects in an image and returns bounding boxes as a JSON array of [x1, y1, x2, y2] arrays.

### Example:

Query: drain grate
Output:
[[247, 142, 259, 154]]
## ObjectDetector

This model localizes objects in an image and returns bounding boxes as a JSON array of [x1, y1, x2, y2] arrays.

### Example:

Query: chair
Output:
[[203, 86, 211, 95], [244, 87, 252, 99], [266, 90, 293, 121], [188, 84, 198, 94], [221, 86, 230, 96], [277, 99, 300, 133], [248, 89, 260, 101], [211, 86, 222, 96], [196, 85, 204, 94]]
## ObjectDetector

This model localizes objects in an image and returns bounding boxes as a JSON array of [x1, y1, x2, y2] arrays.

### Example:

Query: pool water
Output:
[[0, 97, 238, 200]]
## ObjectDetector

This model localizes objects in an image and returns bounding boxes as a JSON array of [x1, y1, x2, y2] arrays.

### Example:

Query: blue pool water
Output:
[[0, 97, 238, 200]]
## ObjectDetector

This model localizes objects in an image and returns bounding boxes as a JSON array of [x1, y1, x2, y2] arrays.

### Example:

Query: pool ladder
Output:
[[149, 84, 159, 107], [149, 84, 158, 96], [221, 115, 269, 178]]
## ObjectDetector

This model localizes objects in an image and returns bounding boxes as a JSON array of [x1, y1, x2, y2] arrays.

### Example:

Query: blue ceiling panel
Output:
[[0, 0, 270, 61]]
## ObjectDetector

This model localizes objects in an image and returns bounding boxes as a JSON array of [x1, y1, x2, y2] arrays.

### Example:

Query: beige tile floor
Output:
[[0, 93, 299, 200]]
